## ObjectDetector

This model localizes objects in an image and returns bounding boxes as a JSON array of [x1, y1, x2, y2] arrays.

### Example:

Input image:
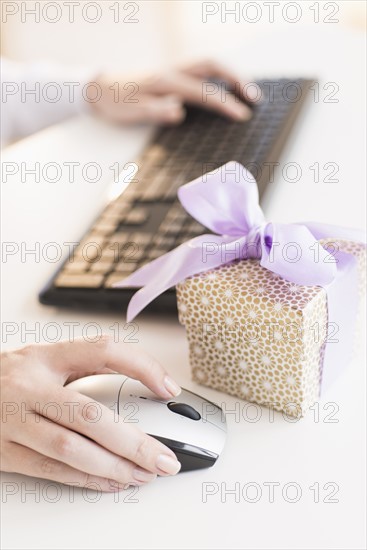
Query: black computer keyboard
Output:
[[39, 78, 314, 312]]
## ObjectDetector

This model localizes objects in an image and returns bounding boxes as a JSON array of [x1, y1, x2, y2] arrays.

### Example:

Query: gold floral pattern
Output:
[[176, 239, 366, 417]]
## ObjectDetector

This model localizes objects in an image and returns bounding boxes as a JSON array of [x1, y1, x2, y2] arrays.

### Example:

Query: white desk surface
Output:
[[1, 28, 366, 550]]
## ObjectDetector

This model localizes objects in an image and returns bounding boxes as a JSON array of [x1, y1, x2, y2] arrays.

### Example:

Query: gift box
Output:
[[175, 238, 366, 417], [116, 162, 366, 418]]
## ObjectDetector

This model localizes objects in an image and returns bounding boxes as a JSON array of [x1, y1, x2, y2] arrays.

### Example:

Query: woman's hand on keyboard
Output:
[[0, 337, 182, 492], [91, 59, 259, 125]]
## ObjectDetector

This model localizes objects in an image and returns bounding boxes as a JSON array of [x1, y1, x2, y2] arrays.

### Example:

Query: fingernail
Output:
[[166, 108, 185, 122], [133, 468, 157, 483], [163, 97, 182, 110], [234, 104, 251, 120], [164, 375, 181, 397], [156, 454, 181, 475]]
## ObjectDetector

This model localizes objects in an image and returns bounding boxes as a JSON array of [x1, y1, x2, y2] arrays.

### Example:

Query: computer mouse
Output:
[[66, 374, 227, 472]]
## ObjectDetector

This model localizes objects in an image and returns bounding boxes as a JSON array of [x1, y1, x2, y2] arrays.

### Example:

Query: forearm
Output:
[[1, 58, 96, 147]]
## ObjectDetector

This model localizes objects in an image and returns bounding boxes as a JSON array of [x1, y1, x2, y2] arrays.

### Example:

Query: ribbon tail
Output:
[[321, 250, 359, 391], [114, 234, 244, 321], [300, 222, 366, 244]]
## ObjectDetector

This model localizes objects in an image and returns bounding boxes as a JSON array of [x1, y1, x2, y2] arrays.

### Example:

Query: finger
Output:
[[183, 59, 261, 103], [92, 90, 185, 126], [38, 336, 181, 399], [25, 389, 181, 476], [158, 72, 251, 121], [4, 442, 129, 492], [13, 412, 162, 484], [66, 366, 117, 385], [137, 94, 186, 124]]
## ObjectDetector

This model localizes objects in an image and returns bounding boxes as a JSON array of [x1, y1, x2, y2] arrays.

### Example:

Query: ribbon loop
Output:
[[114, 162, 363, 327], [178, 160, 265, 236], [260, 223, 338, 286]]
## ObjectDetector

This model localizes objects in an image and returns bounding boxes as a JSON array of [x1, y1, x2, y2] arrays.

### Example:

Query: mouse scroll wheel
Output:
[[167, 402, 201, 421]]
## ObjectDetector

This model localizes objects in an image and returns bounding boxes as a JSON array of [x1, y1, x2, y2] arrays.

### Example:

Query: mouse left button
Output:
[[66, 374, 126, 411], [167, 402, 201, 420]]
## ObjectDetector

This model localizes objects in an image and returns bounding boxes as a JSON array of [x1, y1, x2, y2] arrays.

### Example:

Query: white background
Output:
[[1, 2, 366, 549]]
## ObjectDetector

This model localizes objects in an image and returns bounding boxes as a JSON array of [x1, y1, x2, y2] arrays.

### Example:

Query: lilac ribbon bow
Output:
[[116, 161, 364, 390]]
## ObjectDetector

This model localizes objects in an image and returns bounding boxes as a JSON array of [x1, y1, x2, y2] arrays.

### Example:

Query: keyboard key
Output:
[[92, 221, 119, 236], [107, 235, 138, 262], [186, 221, 206, 236], [100, 245, 121, 262], [165, 204, 187, 222], [55, 273, 104, 288], [130, 232, 152, 246], [153, 235, 176, 249], [124, 208, 149, 225], [137, 259, 151, 268], [164, 174, 189, 199], [141, 168, 177, 201], [100, 205, 128, 221], [160, 221, 184, 234], [62, 259, 89, 273], [89, 259, 116, 274], [74, 234, 106, 261], [175, 235, 191, 246], [142, 144, 168, 164], [108, 232, 131, 244], [121, 244, 145, 262], [79, 233, 106, 245], [147, 248, 164, 260], [120, 186, 139, 202], [116, 260, 138, 272], [104, 272, 133, 288], [140, 181, 165, 201]]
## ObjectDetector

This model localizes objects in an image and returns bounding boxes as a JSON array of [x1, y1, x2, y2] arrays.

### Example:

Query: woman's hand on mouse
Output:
[[0, 337, 182, 492], [89, 60, 260, 125]]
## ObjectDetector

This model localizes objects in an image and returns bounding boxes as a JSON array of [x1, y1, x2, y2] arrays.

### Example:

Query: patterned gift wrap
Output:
[[176, 239, 366, 417]]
